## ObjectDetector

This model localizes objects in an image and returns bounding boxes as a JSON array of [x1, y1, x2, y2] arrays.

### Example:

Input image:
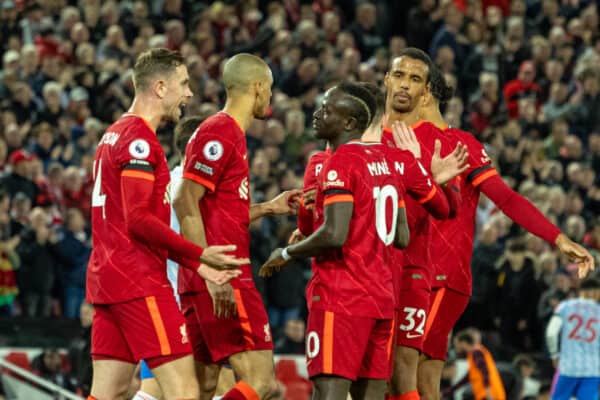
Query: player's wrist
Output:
[[281, 247, 293, 261]]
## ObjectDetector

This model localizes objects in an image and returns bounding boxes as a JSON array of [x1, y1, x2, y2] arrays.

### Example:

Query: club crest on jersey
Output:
[[129, 139, 150, 159], [324, 169, 345, 188], [203, 140, 223, 161]]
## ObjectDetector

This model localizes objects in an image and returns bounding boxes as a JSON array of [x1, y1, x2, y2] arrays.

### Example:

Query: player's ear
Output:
[[383, 72, 390, 89], [345, 116, 358, 131], [154, 79, 167, 99]]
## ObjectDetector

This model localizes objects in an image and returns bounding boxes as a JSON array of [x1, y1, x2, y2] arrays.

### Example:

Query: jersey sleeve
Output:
[[462, 134, 498, 187], [182, 129, 235, 192], [320, 153, 355, 207], [114, 130, 162, 177]]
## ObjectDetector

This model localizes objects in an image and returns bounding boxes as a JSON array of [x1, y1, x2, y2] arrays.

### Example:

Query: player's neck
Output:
[[421, 105, 448, 130], [386, 108, 420, 126], [331, 131, 361, 151], [222, 98, 254, 132], [127, 97, 162, 132], [362, 120, 383, 142]]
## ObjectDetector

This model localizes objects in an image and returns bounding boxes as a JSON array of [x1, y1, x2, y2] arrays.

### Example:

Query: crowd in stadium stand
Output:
[[1, 0, 600, 398]]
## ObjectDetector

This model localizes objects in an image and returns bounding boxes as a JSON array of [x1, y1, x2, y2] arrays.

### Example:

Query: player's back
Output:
[[430, 127, 496, 294], [178, 112, 252, 293], [312, 142, 400, 319], [556, 298, 600, 377], [381, 121, 455, 281], [87, 114, 172, 304]]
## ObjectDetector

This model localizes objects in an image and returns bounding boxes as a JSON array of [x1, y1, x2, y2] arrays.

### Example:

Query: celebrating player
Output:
[[381, 48, 464, 400], [412, 65, 595, 400], [261, 82, 408, 400], [173, 53, 299, 400], [86, 49, 246, 400]]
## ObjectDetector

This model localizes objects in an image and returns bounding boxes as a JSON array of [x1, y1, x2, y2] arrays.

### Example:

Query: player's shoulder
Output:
[[199, 112, 242, 138], [308, 149, 331, 165], [110, 114, 155, 140], [446, 127, 484, 149], [413, 120, 442, 136]]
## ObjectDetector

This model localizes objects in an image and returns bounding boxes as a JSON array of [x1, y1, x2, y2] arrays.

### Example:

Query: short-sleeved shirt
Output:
[[308, 141, 403, 319], [178, 112, 253, 294], [554, 298, 600, 377], [87, 113, 172, 304], [430, 127, 497, 294]]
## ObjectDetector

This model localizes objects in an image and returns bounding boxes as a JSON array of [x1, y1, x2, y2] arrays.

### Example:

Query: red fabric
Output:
[[297, 150, 330, 236], [479, 174, 561, 243], [502, 79, 542, 118], [388, 389, 421, 400], [178, 112, 251, 294], [222, 381, 259, 400], [309, 142, 398, 319], [430, 128, 495, 293], [382, 122, 460, 290], [87, 115, 202, 305]]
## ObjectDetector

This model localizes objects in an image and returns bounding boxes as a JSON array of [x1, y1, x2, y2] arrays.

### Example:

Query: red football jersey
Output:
[[309, 141, 404, 319], [381, 121, 458, 289], [430, 127, 497, 295], [178, 112, 252, 293], [298, 149, 331, 236], [87, 114, 173, 304]]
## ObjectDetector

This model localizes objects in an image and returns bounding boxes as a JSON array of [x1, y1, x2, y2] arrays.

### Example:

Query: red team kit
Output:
[[89, 108, 547, 383]]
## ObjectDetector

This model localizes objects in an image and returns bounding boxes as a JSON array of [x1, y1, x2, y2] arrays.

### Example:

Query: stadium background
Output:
[[0, 0, 599, 398]]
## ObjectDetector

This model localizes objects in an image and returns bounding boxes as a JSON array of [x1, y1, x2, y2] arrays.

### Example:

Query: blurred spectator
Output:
[[274, 319, 306, 355], [16, 207, 60, 317], [513, 354, 541, 398], [55, 208, 90, 319], [537, 270, 571, 331], [1, 149, 38, 204], [494, 238, 538, 354], [503, 61, 542, 119], [31, 348, 76, 391]]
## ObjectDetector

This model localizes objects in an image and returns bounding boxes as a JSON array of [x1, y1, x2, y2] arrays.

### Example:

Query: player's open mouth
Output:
[[395, 93, 410, 101], [179, 102, 187, 115]]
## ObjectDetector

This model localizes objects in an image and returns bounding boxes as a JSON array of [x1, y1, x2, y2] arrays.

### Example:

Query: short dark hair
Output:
[[337, 81, 377, 132], [358, 82, 385, 123], [397, 47, 434, 82], [455, 330, 475, 345], [580, 277, 600, 291], [429, 65, 454, 104], [133, 48, 185, 91], [174, 116, 205, 157]]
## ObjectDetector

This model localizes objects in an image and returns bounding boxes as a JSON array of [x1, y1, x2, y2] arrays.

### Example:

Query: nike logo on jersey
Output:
[[406, 332, 423, 339]]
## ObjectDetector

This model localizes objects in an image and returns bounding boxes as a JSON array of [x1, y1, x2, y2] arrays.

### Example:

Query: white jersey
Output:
[[167, 165, 183, 303], [550, 298, 600, 377]]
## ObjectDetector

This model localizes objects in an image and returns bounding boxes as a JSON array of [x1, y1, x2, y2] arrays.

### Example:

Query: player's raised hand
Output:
[[431, 140, 469, 185], [197, 264, 242, 286], [555, 233, 595, 278], [269, 189, 302, 215], [200, 245, 249, 270], [288, 228, 305, 244], [206, 281, 237, 319], [391, 121, 421, 158], [259, 248, 289, 277]]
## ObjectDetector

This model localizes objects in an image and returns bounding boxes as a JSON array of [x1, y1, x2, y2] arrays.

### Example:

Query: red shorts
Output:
[[180, 287, 273, 364], [91, 293, 191, 365], [306, 308, 394, 380], [395, 286, 431, 351], [422, 287, 469, 361]]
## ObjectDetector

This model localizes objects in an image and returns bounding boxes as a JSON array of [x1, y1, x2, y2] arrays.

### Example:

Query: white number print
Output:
[[92, 160, 107, 219], [399, 307, 426, 337], [306, 331, 320, 359], [373, 185, 399, 245]]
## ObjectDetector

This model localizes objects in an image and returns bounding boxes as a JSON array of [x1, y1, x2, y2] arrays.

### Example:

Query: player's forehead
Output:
[[172, 64, 189, 81], [322, 87, 344, 109], [390, 56, 428, 79]]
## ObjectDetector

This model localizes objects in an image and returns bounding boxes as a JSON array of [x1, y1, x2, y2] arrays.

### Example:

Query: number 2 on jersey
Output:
[[373, 185, 399, 245], [92, 160, 107, 219]]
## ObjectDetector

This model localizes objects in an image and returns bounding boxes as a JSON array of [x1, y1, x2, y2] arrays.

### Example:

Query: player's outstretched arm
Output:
[[250, 189, 302, 221], [259, 201, 352, 277], [479, 175, 595, 278]]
